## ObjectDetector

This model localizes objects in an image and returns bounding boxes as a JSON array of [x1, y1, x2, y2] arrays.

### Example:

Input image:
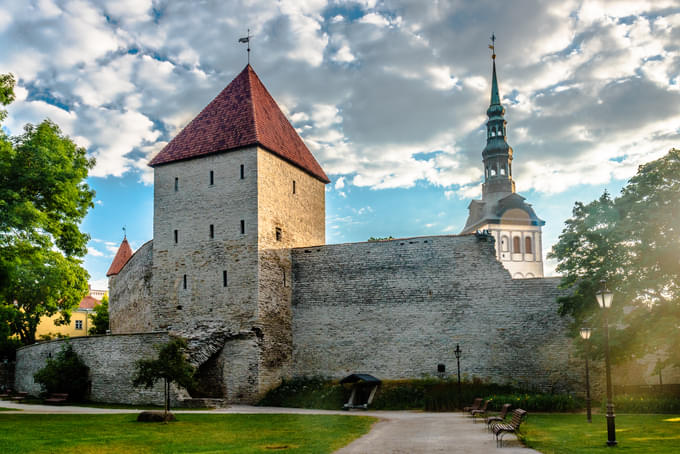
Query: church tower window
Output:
[[183, 274, 187, 289], [240, 164, 245, 179], [210, 224, 214, 239], [513, 236, 521, 253], [240, 220, 245, 234], [525, 236, 532, 254], [293, 180, 296, 194], [174, 177, 178, 192], [210, 170, 214, 186], [223, 270, 228, 287], [174, 229, 178, 244], [276, 227, 282, 241]]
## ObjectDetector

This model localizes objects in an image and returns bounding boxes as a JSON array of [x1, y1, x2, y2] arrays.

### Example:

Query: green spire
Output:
[[490, 59, 501, 106]]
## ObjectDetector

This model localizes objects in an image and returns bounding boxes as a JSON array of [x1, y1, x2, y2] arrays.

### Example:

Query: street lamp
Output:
[[454, 344, 462, 410], [596, 284, 617, 446], [579, 327, 592, 423]]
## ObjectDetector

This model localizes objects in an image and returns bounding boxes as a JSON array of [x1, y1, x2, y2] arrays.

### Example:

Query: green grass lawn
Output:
[[522, 413, 680, 453], [0, 413, 376, 454]]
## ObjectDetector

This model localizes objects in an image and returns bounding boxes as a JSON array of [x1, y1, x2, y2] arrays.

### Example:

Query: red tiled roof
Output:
[[106, 238, 133, 276], [149, 65, 330, 183], [78, 295, 101, 310]]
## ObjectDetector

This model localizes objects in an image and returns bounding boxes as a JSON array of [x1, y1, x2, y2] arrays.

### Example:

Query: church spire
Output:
[[482, 35, 515, 197]]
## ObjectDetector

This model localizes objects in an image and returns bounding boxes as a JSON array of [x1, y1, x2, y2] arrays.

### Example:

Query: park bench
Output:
[[470, 399, 490, 422], [11, 391, 28, 401], [463, 397, 482, 413], [0, 389, 12, 399], [485, 403, 512, 431], [44, 393, 69, 404], [491, 408, 527, 447]]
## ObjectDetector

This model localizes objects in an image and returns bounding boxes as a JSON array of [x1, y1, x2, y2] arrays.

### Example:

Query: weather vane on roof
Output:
[[239, 29, 252, 65], [122, 226, 126, 239], [489, 33, 496, 60]]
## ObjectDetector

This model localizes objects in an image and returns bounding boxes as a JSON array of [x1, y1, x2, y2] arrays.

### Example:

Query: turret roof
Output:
[[149, 64, 329, 183], [106, 237, 132, 277]]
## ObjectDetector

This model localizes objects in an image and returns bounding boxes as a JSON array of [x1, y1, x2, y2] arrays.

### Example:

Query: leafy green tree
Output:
[[88, 294, 109, 335], [33, 343, 90, 401], [133, 338, 196, 419], [0, 73, 95, 345], [0, 73, 15, 122], [550, 149, 680, 368]]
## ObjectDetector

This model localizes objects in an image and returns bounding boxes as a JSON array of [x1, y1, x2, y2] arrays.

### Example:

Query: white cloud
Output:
[[87, 246, 104, 257], [334, 176, 345, 190]]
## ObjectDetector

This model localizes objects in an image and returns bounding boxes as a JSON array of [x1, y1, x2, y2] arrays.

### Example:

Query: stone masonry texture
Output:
[[290, 234, 579, 392], [109, 240, 153, 333], [14, 333, 187, 405]]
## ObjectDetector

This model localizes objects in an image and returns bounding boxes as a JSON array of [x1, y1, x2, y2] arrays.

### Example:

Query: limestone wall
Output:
[[14, 333, 186, 404], [109, 240, 153, 334], [256, 147, 326, 393], [290, 234, 579, 392], [151, 148, 260, 335]]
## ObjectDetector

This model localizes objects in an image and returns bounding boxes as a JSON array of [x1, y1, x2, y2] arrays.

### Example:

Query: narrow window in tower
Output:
[[500, 167, 506, 176], [183, 274, 187, 289], [283, 269, 287, 287], [210, 170, 214, 186], [525, 237, 533, 254], [501, 236, 508, 252], [275, 227, 282, 241], [240, 164, 244, 179], [491, 168, 497, 177], [223, 270, 228, 287], [513, 236, 521, 253], [210, 224, 214, 239], [240, 220, 245, 234], [292, 180, 296, 194], [174, 229, 178, 244], [174, 177, 178, 192]]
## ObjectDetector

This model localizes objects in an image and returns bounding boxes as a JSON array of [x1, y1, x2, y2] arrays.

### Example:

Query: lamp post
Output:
[[454, 344, 462, 410], [596, 284, 617, 446], [580, 327, 592, 423]]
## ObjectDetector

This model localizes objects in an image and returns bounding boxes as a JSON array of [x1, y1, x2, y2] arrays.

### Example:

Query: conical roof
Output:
[[149, 65, 329, 183], [106, 237, 133, 277]]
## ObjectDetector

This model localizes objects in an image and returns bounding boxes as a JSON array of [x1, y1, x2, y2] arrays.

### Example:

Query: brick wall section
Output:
[[109, 240, 153, 334], [256, 148, 326, 394], [291, 234, 579, 392], [13, 333, 191, 404]]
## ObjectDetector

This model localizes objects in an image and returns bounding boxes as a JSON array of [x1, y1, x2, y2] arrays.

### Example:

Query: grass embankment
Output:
[[0, 413, 376, 454], [522, 413, 680, 453]]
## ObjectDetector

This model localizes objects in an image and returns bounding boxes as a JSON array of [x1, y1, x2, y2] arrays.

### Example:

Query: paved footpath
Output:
[[0, 401, 540, 453]]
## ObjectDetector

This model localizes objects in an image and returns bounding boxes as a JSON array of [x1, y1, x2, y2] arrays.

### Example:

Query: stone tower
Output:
[[461, 49, 545, 278], [148, 64, 329, 401]]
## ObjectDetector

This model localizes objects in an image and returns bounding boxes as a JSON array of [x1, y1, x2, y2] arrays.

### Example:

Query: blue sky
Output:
[[1, 0, 679, 289]]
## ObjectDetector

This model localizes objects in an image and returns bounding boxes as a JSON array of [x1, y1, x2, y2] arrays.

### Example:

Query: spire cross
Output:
[[489, 33, 496, 60], [238, 29, 251, 65]]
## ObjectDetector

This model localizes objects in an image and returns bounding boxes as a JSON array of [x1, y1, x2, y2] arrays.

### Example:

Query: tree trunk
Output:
[[164, 378, 170, 418]]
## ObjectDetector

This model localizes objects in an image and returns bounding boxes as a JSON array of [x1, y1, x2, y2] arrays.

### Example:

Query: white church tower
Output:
[[461, 40, 545, 278]]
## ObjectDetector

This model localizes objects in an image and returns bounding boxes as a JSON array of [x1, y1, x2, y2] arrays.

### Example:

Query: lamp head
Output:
[[454, 344, 461, 359], [596, 288, 613, 309], [580, 327, 592, 340]]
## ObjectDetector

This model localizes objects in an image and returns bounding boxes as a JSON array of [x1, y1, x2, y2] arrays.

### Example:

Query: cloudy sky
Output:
[[2, 0, 679, 289]]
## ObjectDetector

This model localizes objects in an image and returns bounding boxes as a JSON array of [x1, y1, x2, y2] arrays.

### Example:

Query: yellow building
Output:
[[34, 290, 106, 340]]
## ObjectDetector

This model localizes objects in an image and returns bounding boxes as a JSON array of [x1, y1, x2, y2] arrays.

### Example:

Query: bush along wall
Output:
[[33, 343, 89, 401], [257, 377, 584, 412], [602, 395, 680, 414]]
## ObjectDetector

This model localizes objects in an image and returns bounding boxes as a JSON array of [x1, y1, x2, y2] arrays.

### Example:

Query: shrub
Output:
[[33, 343, 89, 401], [603, 395, 680, 414]]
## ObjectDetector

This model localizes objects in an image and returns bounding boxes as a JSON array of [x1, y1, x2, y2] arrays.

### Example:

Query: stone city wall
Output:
[[109, 240, 154, 334], [14, 333, 188, 404], [290, 234, 579, 392]]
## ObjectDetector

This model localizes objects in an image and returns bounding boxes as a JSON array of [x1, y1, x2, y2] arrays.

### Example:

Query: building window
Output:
[[275, 227, 282, 241], [210, 170, 214, 186], [223, 270, 228, 287], [75, 320, 83, 330], [292, 180, 296, 194], [174, 177, 178, 192], [183, 274, 187, 289], [501, 236, 508, 252], [525, 236, 533, 254], [240, 164, 244, 179], [174, 229, 178, 244], [240, 220, 245, 234], [513, 236, 521, 253], [210, 224, 214, 239]]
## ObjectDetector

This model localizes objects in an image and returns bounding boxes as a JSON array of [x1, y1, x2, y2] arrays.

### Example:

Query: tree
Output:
[[132, 338, 196, 419], [549, 149, 680, 367], [0, 73, 95, 345], [33, 343, 90, 401], [88, 294, 109, 335]]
